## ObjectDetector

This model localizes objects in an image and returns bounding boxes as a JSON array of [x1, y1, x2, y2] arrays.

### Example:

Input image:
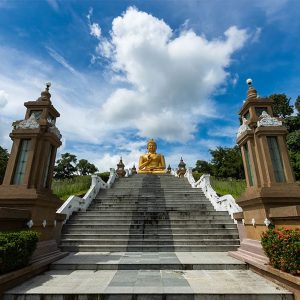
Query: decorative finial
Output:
[[246, 78, 257, 99], [131, 164, 137, 175], [177, 157, 186, 177], [37, 82, 51, 102], [116, 156, 125, 177], [166, 164, 172, 174], [46, 82, 51, 92]]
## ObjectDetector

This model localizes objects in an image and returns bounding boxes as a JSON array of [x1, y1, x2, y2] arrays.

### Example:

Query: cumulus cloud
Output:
[[87, 7, 101, 40], [90, 23, 101, 39], [92, 7, 248, 141]]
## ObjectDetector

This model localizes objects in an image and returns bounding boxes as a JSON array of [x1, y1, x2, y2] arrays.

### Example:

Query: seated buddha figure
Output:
[[138, 139, 166, 174]]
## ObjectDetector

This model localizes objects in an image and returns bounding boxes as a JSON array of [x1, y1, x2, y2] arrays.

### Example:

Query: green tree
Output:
[[285, 115, 300, 132], [268, 94, 293, 118], [193, 160, 212, 174], [77, 159, 98, 176], [295, 96, 300, 114], [287, 130, 300, 152], [287, 130, 300, 180], [54, 153, 77, 179], [209, 146, 244, 179], [0, 146, 9, 184], [289, 151, 300, 180]]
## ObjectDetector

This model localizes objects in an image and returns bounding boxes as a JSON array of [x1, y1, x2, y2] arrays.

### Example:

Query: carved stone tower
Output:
[[231, 79, 300, 261], [116, 157, 126, 177], [0, 83, 65, 246]]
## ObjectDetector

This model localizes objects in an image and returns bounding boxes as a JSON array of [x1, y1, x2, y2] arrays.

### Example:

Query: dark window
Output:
[[47, 113, 56, 125], [12, 139, 30, 185], [43, 145, 54, 188], [30, 110, 42, 120], [255, 107, 268, 117], [244, 111, 250, 121], [244, 143, 254, 186], [267, 136, 285, 182]]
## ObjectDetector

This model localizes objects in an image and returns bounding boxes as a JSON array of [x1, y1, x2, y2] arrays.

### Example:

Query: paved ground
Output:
[[5, 269, 291, 295], [5, 252, 292, 299]]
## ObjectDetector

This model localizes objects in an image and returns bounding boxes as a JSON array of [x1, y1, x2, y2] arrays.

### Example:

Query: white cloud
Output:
[[208, 126, 237, 138], [255, 0, 289, 18], [231, 73, 239, 87], [46, 47, 82, 78], [92, 7, 248, 142], [251, 27, 262, 43], [90, 23, 101, 39], [46, 0, 59, 11], [0, 90, 8, 108], [87, 7, 102, 40]]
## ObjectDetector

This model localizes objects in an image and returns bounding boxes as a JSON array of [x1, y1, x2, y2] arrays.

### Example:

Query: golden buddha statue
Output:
[[138, 139, 166, 174]]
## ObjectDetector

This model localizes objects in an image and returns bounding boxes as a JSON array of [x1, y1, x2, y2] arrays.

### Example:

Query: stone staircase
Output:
[[4, 174, 294, 299], [59, 174, 240, 252]]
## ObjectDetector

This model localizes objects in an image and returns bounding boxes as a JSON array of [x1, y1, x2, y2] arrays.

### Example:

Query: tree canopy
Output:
[[54, 153, 98, 179], [0, 146, 9, 184], [209, 146, 244, 179], [193, 160, 212, 174], [77, 159, 98, 176], [54, 153, 78, 180], [295, 96, 300, 114], [269, 94, 294, 118]]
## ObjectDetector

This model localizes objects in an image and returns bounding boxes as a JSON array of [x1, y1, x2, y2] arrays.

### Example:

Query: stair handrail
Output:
[[57, 170, 117, 222], [185, 168, 242, 218], [171, 168, 179, 177], [184, 167, 196, 186], [125, 169, 129, 177], [107, 168, 117, 188]]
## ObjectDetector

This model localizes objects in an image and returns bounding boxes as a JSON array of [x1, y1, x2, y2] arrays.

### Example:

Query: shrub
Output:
[[192, 172, 203, 182], [210, 177, 246, 199], [97, 172, 110, 183], [261, 227, 300, 275], [0, 230, 39, 274], [52, 175, 92, 201]]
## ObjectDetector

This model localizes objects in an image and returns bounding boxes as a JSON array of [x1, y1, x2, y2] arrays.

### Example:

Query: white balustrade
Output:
[[171, 168, 179, 177], [184, 168, 243, 218], [57, 169, 117, 222]]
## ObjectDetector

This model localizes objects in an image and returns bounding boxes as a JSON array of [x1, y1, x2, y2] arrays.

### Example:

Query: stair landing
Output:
[[4, 252, 292, 299]]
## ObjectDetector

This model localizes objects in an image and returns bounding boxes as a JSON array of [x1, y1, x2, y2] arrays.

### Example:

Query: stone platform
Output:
[[4, 252, 292, 299]]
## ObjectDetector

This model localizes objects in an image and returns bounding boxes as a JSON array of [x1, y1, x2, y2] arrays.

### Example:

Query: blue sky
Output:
[[0, 0, 299, 171]]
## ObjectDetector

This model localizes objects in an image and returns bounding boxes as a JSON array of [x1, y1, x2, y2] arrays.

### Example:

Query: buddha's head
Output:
[[147, 139, 157, 154]]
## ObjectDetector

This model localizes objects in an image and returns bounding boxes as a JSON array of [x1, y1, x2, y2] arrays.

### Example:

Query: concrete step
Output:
[[71, 214, 232, 220], [61, 233, 240, 240], [59, 245, 240, 252], [63, 224, 237, 230], [62, 228, 239, 235], [50, 252, 247, 271], [93, 198, 208, 202], [60, 239, 240, 246], [74, 211, 230, 217], [66, 219, 233, 225], [89, 205, 215, 210]]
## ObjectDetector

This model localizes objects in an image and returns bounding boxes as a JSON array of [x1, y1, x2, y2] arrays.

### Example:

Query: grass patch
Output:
[[52, 175, 92, 201], [210, 177, 246, 199]]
